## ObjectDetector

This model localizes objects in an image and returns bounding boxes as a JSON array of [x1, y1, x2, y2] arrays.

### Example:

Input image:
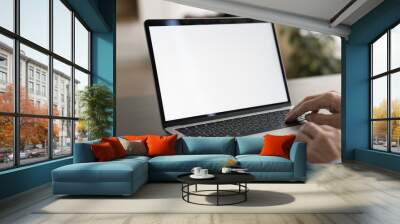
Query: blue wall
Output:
[[343, 0, 400, 170], [0, 0, 116, 200], [91, 0, 116, 135], [0, 158, 72, 199]]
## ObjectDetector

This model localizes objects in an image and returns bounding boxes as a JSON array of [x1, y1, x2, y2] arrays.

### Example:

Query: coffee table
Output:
[[177, 173, 255, 206]]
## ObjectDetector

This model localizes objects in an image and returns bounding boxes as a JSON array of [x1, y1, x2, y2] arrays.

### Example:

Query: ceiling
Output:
[[166, 0, 384, 37]]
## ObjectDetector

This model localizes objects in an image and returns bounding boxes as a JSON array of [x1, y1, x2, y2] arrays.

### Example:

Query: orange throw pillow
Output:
[[259, 134, 296, 159], [124, 135, 148, 141], [91, 142, 117, 162], [146, 135, 177, 157], [101, 137, 127, 158]]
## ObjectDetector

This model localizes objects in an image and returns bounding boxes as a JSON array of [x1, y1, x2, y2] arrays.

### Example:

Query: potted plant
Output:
[[79, 84, 114, 140]]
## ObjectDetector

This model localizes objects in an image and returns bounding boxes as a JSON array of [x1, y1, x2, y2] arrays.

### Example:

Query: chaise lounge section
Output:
[[52, 136, 306, 196]]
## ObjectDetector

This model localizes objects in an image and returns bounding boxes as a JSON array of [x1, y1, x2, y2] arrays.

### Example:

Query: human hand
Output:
[[297, 122, 341, 163], [286, 91, 341, 129]]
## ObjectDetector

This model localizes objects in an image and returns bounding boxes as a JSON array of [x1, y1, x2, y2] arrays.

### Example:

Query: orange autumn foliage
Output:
[[0, 85, 59, 149]]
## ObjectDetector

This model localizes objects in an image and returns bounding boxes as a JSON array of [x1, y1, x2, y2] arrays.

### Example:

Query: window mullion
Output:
[[48, 0, 54, 160], [13, 0, 20, 167], [388, 30, 391, 153], [71, 10, 76, 155]]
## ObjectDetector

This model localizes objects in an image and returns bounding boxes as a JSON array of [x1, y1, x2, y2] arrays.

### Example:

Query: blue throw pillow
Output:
[[236, 136, 263, 155], [180, 137, 235, 155]]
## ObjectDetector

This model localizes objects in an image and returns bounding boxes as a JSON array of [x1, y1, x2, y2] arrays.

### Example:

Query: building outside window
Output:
[[35, 70, 40, 81], [0, 0, 91, 170], [28, 66, 34, 80], [28, 81, 34, 94], [371, 22, 400, 153], [41, 85, 46, 97], [0, 71, 7, 92], [0, 54, 7, 67], [0, 54, 8, 91]]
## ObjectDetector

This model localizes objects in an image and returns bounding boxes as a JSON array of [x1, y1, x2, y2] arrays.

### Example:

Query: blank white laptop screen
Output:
[[149, 22, 289, 122]]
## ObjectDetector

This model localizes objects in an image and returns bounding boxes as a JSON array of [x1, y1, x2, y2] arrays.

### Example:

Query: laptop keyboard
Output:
[[176, 109, 301, 137]]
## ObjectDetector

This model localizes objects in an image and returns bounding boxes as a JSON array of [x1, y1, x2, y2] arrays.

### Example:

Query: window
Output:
[[28, 67, 34, 80], [53, 59, 72, 117], [371, 23, 400, 153], [35, 70, 40, 81], [28, 81, 34, 94], [0, 35, 13, 113], [0, 0, 91, 170], [0, 55, 7, 67], [74, 18, 89, 70], [74, 69, 89, 118], [42, 85, 46, 97], [35, 84, 40, 96], [0, 0, 14, 32], [53, 0, 72, 60], [0, 71, 6, 85], [20, 0, 49, 49], [0, 116, 14, 170]]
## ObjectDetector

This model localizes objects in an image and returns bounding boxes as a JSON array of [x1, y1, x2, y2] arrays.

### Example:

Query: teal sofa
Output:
[[52, 137, 306, 196]]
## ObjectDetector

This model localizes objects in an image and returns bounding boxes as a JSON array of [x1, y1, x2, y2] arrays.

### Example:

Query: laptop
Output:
[[144, 18, 302, 137]]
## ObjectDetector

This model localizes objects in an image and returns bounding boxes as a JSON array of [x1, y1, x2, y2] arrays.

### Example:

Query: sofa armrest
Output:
[[289, 141, 307, 181], [73, 140, 99, 163]]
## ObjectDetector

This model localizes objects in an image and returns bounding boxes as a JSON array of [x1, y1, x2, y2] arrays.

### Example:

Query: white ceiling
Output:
[[166, 0, 384, 37], [227, 0, 352, 22]]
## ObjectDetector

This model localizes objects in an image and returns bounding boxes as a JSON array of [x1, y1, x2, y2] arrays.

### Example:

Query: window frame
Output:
[[370, 22, 400, 154], [0, 0, 92, 171]]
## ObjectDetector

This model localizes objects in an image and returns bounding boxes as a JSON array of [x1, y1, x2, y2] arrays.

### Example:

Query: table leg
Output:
[[195, 184, 198, 192], [245, 183, 247, 201], [187, 184, 190, 202], [217, 184, 219, 206]]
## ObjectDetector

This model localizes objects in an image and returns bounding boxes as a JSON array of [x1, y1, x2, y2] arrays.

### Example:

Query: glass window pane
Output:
[[391, 72, 400, 118], [74, 69, 89, 118], [20, 0, 49, 49], [74, 18, 89, 70], [20, 44, 49, 115], [53, 119, 72, 157], [391, 24, 400, 70], [53, 0, 72, 60], [372, 76, 387, 119], [20, 117, 49, 165], [391, 120, 400, 153], [372, 33, 387, 76], [53, 59, 72, 117], [0, 0, 14, 31], [0, 34, 14, 112], [0, 116, 14, 170], [75, 120, 88, 143], [372, 121, 388, 151]]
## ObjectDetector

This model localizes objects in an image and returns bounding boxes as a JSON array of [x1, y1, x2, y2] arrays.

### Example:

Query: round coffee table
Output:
[[177, 173, 255, 206]]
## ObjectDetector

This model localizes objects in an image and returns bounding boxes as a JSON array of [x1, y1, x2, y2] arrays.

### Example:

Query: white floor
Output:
[[1, 163, 400, 224]]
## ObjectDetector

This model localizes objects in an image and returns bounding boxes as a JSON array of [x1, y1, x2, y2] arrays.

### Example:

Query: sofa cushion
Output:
[[91, 142, 118, 161], [101, 137, 127, 158], [147, 135, 178, 157], [53, 158, 147, 183], [118, 137, 147, 156], [235, 136, 263, 155], [149, 154, 235, 172], [236, 155, 293, 172], [73, 139, 100, 163], [259, 134, 296, 159], [179, 137, 235, 155]]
